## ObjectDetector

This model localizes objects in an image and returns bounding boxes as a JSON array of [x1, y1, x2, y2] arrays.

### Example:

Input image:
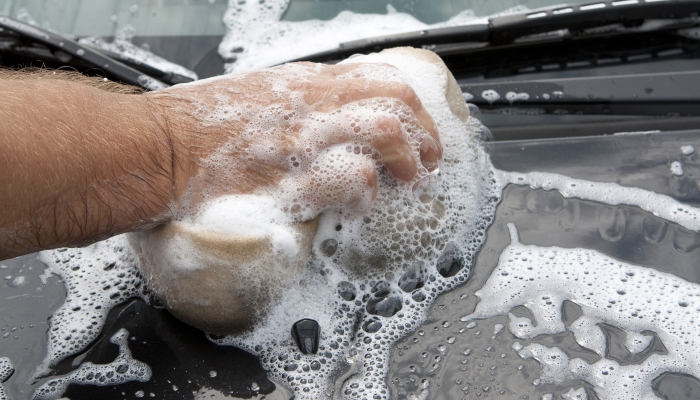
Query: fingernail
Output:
[[420, 136, 441, 172]]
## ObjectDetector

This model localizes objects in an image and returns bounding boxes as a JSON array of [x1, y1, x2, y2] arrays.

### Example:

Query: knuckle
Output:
[[394, 82, 421, 110], [375, 116, 403, 139]]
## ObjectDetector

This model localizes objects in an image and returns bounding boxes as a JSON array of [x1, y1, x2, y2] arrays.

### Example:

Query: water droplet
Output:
[[598, 206, 626, 242], [399, 262, 426, 292], [642, 215, 668, 244], [362, 319, 382, 333], [436, 243, 465, 278], [320, 239, 338, 256], [337, 281, 356, 301]]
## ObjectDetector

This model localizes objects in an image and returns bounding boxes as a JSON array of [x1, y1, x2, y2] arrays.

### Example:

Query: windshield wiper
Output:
[[0, 16, 168, 90], [293, 0, 700, 63]]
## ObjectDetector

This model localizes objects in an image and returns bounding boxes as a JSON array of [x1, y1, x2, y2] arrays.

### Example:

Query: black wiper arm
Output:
[[78, 43, 195, 85], [0, 16, 169, 90], [294, 0, 700, 63]]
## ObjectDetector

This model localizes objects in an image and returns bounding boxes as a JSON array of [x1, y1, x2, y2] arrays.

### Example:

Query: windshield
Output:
[[0, 0, 595, 77], [0, 0, 590, 37]]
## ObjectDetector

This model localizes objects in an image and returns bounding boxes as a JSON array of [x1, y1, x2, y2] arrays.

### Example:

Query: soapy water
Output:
[[387, 175, 700, 399], [37, 239, 149, 371], [461, 223, 700, 400], [5, 0, 532, 78], [495, 170, 700, 232], [0, 357, 13, 400], [161, 51, 499, 399], [3, 2, 700, 399], [218, 0, 532, 74], [32, 329, 151, 400], [14, 24, 698, 400], [190, 195, 301, 257], [481, 90, 501, 104]]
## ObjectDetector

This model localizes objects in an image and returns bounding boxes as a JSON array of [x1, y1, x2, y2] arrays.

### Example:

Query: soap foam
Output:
[[78, 36, 198, 82], [32, 329, 151, 400], [496, 170, 700, 232], [170, 61, 433, 224], [36, 67, 700, 399], [34, 91, 700, 399], [681, 145, 695, 155], [206, 50, 499, 399], [187, 195, 300, 257], [0, 357, 12, 400], [462, 224, 700, 399], [0, 357, 12, 382], [38, 237, 148, 370]]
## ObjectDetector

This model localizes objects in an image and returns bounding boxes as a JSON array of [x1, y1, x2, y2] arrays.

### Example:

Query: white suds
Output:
[[462, 224, 700, 400], [681, 145, 695, 155], [79, 25, 197, 81], [505, 91, 530, 103], [38, 267, 53, 285], [0, 358, 12, 381], [562, 388, 588, 400], [495, 170, 700, 231], [32, 329, 151, 400], [670, 161, 684, 176], [38, 237, 148, 370], [208, 50, 499, 399], [0, 357, 13, 400], [188, 195, 299, 257], [481, 89, 501, 104], [38, 49, 499, 400]]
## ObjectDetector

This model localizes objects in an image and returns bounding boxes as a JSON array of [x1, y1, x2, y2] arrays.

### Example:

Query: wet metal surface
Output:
[[388, 131, 700, 399], [2, 131, 700, 398]]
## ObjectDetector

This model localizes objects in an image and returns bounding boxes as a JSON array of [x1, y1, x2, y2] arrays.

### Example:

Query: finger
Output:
[[420, 135, 440, 173], [371, 116, 418, 182], [285, 61, 362, 79], [278, 149, 378, 219], [374, 102, 441, 174], [301, 108, 419, 182], [341, 80, 440, 145], [298, 78, 441, 151]]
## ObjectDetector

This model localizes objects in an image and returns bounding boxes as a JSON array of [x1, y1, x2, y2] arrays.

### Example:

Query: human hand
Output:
[[148, 62, 442, 221]]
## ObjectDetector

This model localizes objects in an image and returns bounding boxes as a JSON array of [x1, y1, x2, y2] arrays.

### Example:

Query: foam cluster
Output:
[[462, 224, 700, 399], [496, 170, 700, 231], [0, 357, 13, 400], [203, 51, 499, 398], [32, 329, 151, 400], [38, 237, 149, 370], [189, 194, 300, 257]]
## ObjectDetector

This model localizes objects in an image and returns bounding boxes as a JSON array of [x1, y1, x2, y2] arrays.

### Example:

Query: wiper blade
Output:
[[294, 0, 700, 63], [461, 70, 700, 116], [0, 16, 168, 90], [78, 42, 195, 85]]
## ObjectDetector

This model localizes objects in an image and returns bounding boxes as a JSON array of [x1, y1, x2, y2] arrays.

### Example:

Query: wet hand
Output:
[[149, 62, 441, 220]]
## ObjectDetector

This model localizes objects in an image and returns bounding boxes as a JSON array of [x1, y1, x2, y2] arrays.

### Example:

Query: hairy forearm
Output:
[[0, 77, 186, 259]]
